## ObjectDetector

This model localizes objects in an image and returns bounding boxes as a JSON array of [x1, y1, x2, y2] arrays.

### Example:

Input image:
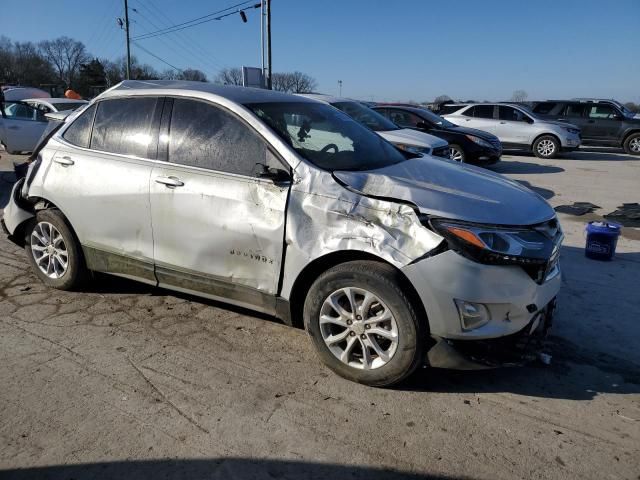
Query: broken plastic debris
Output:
[[554, 202, 600, 216], [538, 352, 552, 365]]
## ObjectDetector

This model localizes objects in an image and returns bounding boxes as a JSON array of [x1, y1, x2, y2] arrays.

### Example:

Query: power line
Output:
[[132, 0, 254, 41], [132, 41, 182, 72], [130, 2, 223, 76]]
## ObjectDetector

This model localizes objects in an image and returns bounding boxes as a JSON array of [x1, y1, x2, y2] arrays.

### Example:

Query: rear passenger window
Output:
[[90, 97, 159, 157], [564, 104, 587, 117], [464, 105, 494, 119], [588, 105, 616, 119], [63, 104, 96, 148], [168, 98, 268, 176], [532, 102, 557, 114]]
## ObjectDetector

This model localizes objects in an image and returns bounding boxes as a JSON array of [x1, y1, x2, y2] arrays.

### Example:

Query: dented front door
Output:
[[149, 97, 289, 311]]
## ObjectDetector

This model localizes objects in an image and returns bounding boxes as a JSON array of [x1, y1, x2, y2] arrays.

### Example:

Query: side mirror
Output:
[[255, 163, 291, 184]]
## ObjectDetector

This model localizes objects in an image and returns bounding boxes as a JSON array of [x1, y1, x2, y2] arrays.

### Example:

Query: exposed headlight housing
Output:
[[395, 143, 431, 155], [429, 218, 563, 272], [564, 127, 580, 135], [465, 135, 494, 149]]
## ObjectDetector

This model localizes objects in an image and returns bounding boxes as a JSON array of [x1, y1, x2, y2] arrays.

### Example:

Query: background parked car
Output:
[[300, 94, 451, 159], [531, 99, 640, 155], [373, 105, 502, 165], [0, 101, 48, 154], [443, 103, 581, 159], [25, 98, 88, 114]]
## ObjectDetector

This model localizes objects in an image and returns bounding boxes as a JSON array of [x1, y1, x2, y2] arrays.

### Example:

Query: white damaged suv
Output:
[[2, 81, 563, 386]]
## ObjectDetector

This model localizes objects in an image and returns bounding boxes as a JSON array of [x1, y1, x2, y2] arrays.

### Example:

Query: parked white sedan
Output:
[[0, 99, 87, 154]]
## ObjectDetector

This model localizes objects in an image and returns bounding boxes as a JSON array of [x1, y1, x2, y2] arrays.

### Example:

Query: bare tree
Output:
[[434, 94, 452, 103], [214, 67, 243, 86], [39, 36, 90, 88], [289, 71, 317, 93], [179, 68, 207, 82], [161, 68, 179, 80], [511, 90, 528, 102], [272, 72, 295, 92]]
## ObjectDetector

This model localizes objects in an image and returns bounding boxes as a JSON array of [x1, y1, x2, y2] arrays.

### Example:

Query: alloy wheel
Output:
[[319, 287, 399, 370], [537, 139, 556, 157], [30, 221, 69, 279], [449, 147, 464, 162], [630, 137, 640, 153]]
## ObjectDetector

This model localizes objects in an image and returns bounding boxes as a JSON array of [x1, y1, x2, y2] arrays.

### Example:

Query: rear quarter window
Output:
[[62, 104, 97, 148]]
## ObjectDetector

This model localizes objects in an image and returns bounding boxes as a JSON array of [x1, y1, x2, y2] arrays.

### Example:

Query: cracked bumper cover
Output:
[[401, 250, 561, 367], [2, 178, 34, 240]]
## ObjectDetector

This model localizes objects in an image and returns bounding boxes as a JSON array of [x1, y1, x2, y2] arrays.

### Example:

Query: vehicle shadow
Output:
[[489, 160, 564, 174], [513, 179, 555, 199], [574, 147, 638, 161], [0, 458, 464, 480]]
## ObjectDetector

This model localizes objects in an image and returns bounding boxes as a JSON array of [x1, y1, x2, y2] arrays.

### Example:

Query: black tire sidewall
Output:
[[304, 262, 423, 387], [533, 135, 559, 159], [24, 209, 85, 290]]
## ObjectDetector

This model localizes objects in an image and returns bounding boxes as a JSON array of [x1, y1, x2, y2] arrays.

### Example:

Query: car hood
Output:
[[333, 157, 555, 226], [446, 124, 500, 142], [378, 128, 448, 149]]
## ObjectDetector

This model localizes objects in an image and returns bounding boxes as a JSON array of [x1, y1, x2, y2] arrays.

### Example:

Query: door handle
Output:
[[53, 156, 74, 166], [500, 121, 507, 124], [155, 176, 184, 188]]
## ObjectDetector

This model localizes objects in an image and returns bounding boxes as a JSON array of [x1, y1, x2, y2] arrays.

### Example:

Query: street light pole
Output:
[[124, 0, 131, 80]]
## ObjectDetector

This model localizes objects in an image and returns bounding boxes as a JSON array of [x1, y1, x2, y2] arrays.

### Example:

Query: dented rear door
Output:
[[149, 98, 289, 311]]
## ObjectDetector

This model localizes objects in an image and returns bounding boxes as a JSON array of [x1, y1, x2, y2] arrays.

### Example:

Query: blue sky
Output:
[[3, 0, 639, 102]]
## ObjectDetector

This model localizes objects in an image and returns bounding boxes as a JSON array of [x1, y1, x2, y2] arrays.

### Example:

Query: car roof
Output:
[[297, 93, 359, 105], [103, 80, 316, 104]]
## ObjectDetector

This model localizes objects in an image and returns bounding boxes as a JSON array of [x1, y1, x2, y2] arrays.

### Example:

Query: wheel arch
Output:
[[11, 196, 78, 247], [622, 129, 640, 143], [285, 250, 429, 331]]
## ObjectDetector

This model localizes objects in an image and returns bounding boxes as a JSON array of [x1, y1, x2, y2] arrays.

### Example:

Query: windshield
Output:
[[331, 101, 399, 132], [415, 108, 456, 128], [246, 101, 408, 171]]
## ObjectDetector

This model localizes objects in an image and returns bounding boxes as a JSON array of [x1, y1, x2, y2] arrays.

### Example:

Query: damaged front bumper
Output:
[[401, 249, 561, 369], [426, 298, 556, 369]]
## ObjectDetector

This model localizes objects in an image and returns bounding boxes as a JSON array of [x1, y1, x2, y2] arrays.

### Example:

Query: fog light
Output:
[[454, 299, 490, 331]]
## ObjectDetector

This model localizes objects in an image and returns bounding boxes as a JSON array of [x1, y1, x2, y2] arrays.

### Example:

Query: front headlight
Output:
[[465, 135, 494, 149], [429, 218, 561, 266], [395, 143, 431, 155], [564, 127, 580, 135]]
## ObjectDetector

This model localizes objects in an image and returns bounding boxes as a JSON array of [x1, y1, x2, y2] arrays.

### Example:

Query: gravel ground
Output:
[[0, 147, 638, 480]]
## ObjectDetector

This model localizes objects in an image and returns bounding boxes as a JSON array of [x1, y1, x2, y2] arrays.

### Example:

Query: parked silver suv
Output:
[[444, 103, 581, 158], [3, 81, 562, 386]]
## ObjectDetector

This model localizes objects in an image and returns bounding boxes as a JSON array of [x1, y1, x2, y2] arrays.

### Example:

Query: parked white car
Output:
[[300, 94, 450, 158], [443, 103, 581, 159], [25, 98, 88, 114], [0, 99, 86, 154]]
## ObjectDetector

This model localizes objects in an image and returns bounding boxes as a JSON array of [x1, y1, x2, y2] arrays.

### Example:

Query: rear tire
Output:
[[623, 133, 640, 155], [24, 209, 87, 290], [533, 135, 559, 159], [449, 144, 466, 163], [304, 261, 425, 387]]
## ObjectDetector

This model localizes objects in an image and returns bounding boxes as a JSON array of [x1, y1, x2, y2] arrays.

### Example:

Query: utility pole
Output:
[[338, 80, 342, 97], [266, 0, 272, 89], [260, 0, 265, 83], [124, 0, 131, 80]]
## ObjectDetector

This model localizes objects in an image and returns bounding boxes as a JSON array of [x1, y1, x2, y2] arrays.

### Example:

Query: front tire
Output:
[[533, 135, 560, 159], [449, 144, 466, 163], [24, 209, 87, 290], [623, 133, 640, 155], [304, 261, 425, 387]]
